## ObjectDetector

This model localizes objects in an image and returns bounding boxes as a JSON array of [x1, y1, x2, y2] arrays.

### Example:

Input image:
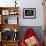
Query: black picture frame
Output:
[[23, 8, 36, 19]]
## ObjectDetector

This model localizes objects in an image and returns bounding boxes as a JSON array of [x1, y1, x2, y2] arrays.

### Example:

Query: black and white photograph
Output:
[[23, 8, 36, 19]]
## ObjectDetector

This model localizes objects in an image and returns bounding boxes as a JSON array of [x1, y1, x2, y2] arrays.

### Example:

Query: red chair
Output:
[[21, 28, 41, 46]]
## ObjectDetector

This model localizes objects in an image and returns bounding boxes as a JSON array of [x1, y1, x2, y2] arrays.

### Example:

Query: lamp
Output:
[[15, 0, 17, 7]]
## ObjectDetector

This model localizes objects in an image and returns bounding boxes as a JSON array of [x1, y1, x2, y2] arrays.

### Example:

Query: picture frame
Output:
[[2, 10, 9, 15], [23, 8, 36, 19], [9, 10, 18, 15]]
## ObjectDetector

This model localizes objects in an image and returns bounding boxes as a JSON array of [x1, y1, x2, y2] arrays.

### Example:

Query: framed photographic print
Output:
[[23, 8, 36, 19], [2, 10, 9, 15]]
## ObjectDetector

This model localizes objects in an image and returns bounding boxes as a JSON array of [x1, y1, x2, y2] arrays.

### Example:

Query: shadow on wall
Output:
[[18, 26, 44, 44]]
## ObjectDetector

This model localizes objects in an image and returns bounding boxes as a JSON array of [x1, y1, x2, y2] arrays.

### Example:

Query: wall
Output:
[[18, 0, 44, 26], [18, 26, 44, 43], [43, 0, 46, 27], [0, 0, 44, 26], [43, 0, 46, 45], [0, 0, 15, 7]]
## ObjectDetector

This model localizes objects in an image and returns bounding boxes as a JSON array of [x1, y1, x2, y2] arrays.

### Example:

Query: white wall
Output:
[[18, 0, 44, 26], [0, 0, 44, 26], [0, 0, 15, 7]]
